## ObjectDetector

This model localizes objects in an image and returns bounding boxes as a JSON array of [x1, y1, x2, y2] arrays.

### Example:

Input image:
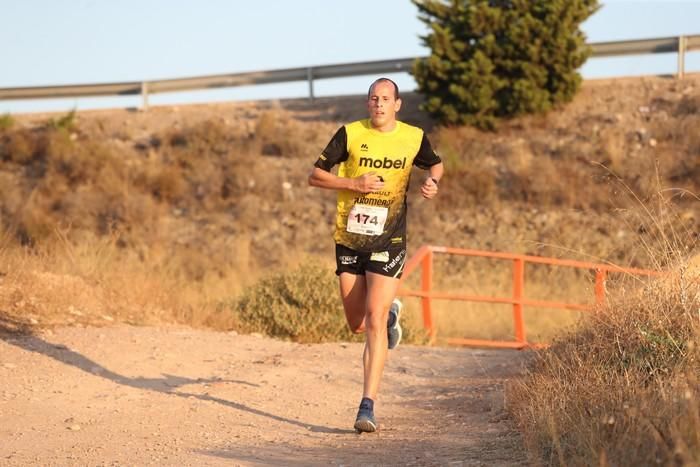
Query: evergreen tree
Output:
[[412, 0, 599, 129]]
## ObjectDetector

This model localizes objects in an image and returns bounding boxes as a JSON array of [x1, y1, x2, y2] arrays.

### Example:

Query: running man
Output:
[[308, 77, 444, 433]]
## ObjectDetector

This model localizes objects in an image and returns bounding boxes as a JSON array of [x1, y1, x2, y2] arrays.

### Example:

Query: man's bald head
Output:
[[368, 78, 400, 100]]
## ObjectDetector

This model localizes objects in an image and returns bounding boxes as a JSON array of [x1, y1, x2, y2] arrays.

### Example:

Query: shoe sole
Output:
[[388, 300, 402, 350], [354, 418, 377, 433], [389, 323, 402, 350]]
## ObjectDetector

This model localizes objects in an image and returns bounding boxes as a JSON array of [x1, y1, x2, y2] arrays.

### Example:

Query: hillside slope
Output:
[[0, 75, 698, 334]]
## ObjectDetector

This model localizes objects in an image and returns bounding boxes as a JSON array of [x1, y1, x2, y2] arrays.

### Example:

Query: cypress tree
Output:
[[412, 0, 599, 129]]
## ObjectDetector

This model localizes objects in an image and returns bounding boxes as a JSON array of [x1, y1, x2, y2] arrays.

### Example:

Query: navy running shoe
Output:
[[387, 298, 403, 350], [354, 404, 377, 433]]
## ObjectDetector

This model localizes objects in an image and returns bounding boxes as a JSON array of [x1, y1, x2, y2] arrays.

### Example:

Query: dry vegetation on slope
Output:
[[0, 75, 698, 340], [509, 212, 699, 466]]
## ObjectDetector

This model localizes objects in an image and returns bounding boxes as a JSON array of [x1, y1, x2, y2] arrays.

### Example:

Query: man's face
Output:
[[367, 81, 402, 130]]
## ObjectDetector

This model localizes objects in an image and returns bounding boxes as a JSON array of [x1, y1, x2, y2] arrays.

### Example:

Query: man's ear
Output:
[[395, 98, 402, 112]]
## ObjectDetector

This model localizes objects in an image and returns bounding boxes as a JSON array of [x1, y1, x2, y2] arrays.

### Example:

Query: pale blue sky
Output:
[[1, 0, 699, 114]]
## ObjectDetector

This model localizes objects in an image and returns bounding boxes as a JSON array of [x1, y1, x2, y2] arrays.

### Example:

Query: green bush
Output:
[[47, 110, 77, 131], [0, 114, 14, 130], [233, 262, 355, 343], [233, 262, 428, 344], [412, 0, 599, 129]]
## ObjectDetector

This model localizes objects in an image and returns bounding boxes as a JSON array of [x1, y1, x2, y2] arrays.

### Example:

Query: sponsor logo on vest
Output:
[[355, 197, 391, 207], [358, 156, 407, 170]]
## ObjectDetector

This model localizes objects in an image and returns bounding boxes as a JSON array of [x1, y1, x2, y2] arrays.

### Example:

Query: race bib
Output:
[[346, 204, 388, 236]]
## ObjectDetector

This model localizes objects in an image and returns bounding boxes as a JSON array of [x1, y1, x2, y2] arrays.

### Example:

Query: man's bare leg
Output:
[[362, 272, 400, 400], [338, 272, 367, 333], [339, 273, 373, 390], [339, 271, 400, 432]]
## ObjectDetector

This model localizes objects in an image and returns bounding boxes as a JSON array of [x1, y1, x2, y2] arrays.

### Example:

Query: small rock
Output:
[[2, 363, 16, 369], [68, 425, 81, 431], [649, 138, 657, 147], [636, 128, 649, 143]]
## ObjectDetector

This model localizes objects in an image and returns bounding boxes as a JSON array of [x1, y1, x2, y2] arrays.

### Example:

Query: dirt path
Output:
[[0, 326, 529, 466]]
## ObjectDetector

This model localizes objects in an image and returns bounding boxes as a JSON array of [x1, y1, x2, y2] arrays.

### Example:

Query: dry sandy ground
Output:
[[0, 326, 530, 466]]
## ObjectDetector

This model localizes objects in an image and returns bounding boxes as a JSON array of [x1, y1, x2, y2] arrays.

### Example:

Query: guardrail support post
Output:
[[594, 269, 607, 306], [307, 68, 314, 103], [678, 35, 686, 79], [141, 82, 149, 111], [512, 259, 526, 344], [421, 249, 435, 341]]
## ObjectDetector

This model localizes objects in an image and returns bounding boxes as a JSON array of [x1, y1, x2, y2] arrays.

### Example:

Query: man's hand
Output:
[[352, 172, 385, 194], [420, 176, 438, 199]]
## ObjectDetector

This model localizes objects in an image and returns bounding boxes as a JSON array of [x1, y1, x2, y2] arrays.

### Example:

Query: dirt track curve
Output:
[[0, 326, 529, 466]]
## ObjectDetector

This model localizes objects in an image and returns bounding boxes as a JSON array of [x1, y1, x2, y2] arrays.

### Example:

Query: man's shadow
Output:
[[0, 319, 352, 435]]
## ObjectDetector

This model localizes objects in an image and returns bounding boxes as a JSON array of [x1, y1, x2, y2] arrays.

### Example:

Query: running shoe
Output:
[[387, 298, 403, 350], [354, 405, 377, 433]]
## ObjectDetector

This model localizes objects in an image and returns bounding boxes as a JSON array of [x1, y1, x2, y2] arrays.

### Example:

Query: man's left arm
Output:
[[420, 161, 444, 199], [414, 133, 444, 200]]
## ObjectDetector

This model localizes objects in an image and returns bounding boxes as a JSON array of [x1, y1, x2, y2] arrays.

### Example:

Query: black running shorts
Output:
[[335, 244, 407, 279]]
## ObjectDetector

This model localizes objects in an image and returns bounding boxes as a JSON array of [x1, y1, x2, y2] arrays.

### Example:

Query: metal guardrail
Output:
[[0, 35, 698, 109]]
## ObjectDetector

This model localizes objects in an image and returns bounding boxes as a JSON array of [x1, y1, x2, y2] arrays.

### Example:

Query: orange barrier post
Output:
[[595, 269, 607, 306], [512, 258, 526, 344], [421, 249, 435, 341]]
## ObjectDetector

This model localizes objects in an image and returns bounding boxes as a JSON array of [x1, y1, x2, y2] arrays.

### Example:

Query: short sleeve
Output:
[[314, 127, 348, 171], [413, 133, 442, 169]]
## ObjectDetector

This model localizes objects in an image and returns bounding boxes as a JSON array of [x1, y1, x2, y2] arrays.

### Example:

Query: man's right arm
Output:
[[308, 167, 384, 194], [309, 126, 383, 194]]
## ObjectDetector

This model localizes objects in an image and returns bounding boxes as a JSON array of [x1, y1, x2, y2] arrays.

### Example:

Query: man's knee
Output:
[[364, 307, 388, 330]]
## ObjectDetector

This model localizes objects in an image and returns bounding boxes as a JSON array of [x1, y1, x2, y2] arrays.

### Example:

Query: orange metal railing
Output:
[[397, 245, 660, 349]]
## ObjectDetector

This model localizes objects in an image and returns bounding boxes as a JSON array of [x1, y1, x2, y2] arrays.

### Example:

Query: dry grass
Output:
[[509, 272, 699, 466], [507, 186, 700, 466], [0, 226, 249, 333]]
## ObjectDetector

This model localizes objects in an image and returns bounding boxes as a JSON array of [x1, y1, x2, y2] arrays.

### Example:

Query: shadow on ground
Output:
[[0, 331, 351, 435]]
